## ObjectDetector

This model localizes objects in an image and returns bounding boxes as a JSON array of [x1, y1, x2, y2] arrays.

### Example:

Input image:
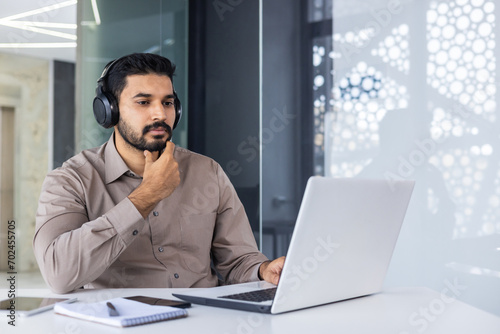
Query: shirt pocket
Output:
[[180, 212, 217, 274]]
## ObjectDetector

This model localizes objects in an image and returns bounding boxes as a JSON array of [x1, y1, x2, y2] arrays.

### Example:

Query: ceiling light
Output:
[[0, 0, 77, 22], [0, 0, 77, 51], [9, 21, 77, 29], [0, 42, 77, 48], [91, 0, 101, 25], [0, 21, 76, 40]]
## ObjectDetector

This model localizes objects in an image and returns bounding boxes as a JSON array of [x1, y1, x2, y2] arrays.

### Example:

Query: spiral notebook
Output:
[[54, 297, 188, 327]]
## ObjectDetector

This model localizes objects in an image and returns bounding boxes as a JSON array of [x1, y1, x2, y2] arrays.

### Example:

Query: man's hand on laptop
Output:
[[259, 257, 285, 285]]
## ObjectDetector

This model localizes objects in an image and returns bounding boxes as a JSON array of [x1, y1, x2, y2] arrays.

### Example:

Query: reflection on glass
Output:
[[426, 0, 496, 239], [325, 0, 499, 315], [372, 24, 410, 74], [427, 0, 496, 120]]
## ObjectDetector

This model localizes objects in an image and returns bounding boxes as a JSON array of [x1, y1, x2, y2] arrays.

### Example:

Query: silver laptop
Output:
[[173, 176, 415, 314]]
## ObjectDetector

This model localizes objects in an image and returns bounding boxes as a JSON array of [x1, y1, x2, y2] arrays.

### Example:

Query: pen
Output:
[[106, 302, 119, 317]]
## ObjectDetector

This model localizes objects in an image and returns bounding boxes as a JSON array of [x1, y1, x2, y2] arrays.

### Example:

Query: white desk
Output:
[[2, 287, 499, 333]]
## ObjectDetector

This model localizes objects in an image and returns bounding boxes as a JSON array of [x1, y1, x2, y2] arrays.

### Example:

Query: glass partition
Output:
[[261, 0, 305, 258], [193, 0, 262, 246], [260, 0, 332, 259], [76, 0, 188, 151], [326, 0, 499, 315]]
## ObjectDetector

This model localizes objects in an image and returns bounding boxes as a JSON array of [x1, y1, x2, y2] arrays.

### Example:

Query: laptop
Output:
[[173, 176, 415, 314]]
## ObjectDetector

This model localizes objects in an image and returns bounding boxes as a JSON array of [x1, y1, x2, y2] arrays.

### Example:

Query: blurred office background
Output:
[[0, 0, 498, 316]]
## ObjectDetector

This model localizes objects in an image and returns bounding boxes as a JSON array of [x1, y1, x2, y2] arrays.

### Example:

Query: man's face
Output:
[[116, 74, 176, 152]]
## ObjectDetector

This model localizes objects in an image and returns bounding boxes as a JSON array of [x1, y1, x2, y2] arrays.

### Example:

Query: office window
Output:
[[323, 0, 498, 315], [426, 0, 497, 239]]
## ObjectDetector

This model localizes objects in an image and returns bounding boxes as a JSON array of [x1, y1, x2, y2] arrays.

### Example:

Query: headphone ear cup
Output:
[[173, 92, 182, 129], [93, 84, 119, 128]]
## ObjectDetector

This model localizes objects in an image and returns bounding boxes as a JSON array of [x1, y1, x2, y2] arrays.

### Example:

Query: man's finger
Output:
[[144, 150, 153, 163], [164, 141, 176, 156]]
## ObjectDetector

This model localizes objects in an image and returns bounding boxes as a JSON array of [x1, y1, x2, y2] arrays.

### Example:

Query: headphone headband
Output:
[[92, 55, 182, 129]]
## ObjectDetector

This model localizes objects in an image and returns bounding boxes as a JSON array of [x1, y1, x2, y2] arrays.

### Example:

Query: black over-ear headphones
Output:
[[92, 57, 182, 129]]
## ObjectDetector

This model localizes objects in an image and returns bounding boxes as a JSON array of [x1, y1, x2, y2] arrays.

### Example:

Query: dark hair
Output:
[[103, 53, 176, 103]]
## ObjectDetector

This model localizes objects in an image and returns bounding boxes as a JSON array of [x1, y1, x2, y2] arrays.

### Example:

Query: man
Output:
[[34, 53, 284, 294]]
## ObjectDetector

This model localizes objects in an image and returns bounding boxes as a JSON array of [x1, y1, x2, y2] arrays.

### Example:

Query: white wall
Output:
[[0, 53, 51, 272]]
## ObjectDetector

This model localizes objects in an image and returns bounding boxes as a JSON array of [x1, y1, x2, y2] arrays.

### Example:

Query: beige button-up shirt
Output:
[[34, 134, 268, 293]]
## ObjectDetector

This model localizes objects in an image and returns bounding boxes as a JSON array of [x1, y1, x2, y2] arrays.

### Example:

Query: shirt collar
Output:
[[104, 132, 133, 184]]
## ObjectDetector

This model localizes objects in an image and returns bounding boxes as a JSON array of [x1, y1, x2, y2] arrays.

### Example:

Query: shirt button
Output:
[[132, 230, 138, 236], [158, 247, 164, 252], [174, 273, 179, 279], [153, 211, 159, 217]]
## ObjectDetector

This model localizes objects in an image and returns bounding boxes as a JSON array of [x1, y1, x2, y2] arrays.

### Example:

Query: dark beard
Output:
[[117, 119, 172, 152]]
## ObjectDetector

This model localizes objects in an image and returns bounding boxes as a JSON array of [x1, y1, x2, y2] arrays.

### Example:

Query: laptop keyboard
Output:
[[219, 287, 277, 302]]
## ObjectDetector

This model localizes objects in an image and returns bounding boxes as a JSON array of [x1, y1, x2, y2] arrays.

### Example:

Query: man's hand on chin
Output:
[[259, 256, 285, 285]]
